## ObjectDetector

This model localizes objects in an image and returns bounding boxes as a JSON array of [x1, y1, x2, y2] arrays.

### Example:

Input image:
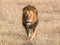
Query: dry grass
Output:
[[0, 0, 60, 45]]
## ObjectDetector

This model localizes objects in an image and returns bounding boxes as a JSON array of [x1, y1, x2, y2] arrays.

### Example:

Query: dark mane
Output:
[[23, 5, 38, 15]]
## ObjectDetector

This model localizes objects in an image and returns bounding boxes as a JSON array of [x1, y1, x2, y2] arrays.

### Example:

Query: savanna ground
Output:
[[0, 0, 60, 45]]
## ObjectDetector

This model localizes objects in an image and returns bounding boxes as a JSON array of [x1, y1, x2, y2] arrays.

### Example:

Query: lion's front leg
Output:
[[29, 28, 37, 40], [25, 28, 31, 40]]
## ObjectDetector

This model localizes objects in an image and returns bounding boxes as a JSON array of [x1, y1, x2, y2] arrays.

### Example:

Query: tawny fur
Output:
[[22, 5, 38, 40]]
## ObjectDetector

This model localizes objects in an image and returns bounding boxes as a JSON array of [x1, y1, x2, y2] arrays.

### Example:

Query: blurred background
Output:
[[0, 0, 60, 45]]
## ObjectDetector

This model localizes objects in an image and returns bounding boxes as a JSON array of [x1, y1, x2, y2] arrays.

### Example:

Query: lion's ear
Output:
[[23, 10, 26, 14], [23, 10, 25, 14], [33, 9, 38, 15]]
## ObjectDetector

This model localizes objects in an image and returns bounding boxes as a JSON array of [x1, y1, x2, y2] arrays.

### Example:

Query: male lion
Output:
[[22, 5, 38, 40]]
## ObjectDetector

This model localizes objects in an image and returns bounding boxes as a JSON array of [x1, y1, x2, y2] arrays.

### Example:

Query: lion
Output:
[[22, 5, 38, 40]]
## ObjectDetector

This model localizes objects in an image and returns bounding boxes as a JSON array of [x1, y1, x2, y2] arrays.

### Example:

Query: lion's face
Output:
[[24, 10, 36, 25], [26, 10, 35, 22]]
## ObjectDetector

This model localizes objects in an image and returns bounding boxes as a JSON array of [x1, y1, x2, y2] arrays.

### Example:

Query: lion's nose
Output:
[[28, 15, 31, 19]]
